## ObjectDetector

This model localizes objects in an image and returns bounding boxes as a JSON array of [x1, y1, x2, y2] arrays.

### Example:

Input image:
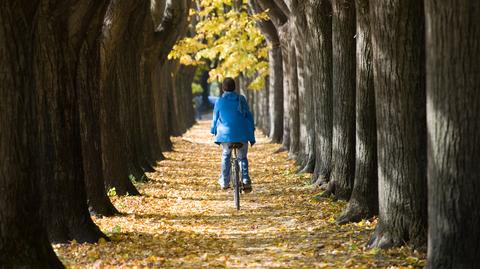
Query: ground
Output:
[[55, 119, 426, 268]]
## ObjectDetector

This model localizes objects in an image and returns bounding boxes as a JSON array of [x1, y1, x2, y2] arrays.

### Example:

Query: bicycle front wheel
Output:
[[233, 160, 240, 210]]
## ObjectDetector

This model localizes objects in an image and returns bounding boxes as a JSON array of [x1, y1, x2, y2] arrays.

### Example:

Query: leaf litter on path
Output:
[[54, 120, 426, 268]]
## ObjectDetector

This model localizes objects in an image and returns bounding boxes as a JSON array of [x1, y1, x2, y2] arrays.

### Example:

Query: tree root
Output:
[[366, 225, 400, 249], [336, 202, 374, 225], [274, 146, 287, 154]]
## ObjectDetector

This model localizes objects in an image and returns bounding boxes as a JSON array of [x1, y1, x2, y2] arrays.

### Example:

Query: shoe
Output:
[[243, 182, 252, 193], [221, 185, 230, 190]]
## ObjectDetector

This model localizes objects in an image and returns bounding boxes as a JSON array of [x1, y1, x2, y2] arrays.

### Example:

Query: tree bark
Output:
[[101, 0, 142, 196], [287, 42, 300, 160], [278, 25, 291, 152], [261, 81, 270, 134], [256, 0, 290, 151], [200, 70, 212, 112], [76, 1, 119, 217], [0, 2, 64, 267], [306, 0, 333, 186], [425, 1, 480, 267], [292, 1, 315, 173], [118, 0, 151, 181], [337, 0, 377, 224], [149, 0, 192, 139], [268, 44, 284, 142], [368, 0, 427, 249], [153, 61, 173, 151], [249, 0, 284, 142], [35, 0, 108, 243], [293, 9, 308, 167], [324, 0, 356, 200]]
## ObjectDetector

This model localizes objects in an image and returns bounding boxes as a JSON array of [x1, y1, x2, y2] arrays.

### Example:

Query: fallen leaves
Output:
[[54, 120, 426, 268]]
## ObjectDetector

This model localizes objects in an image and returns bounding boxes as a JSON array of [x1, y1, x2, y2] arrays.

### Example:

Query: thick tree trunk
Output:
[[35, 0, 108, 243], [425, 2, 480, 267], [279, 23, 291, 151], [155, 61, 174, 151], [101, 0, 142, 196], [167, 62, 182, 136], [306, 0, 333, 186], [144, 0, 191, 155], [118, 1, 152, 181], [294, 25, 308, 167], [337, 0, 377, 224], [249, 0, 284, 142], [268, 45, 284, 142], [140, 59, 165, 161], [287, 42, 300, 160], [293, 2, 315, 174], [176, 65, 197, 130], [0, 2, 64, 267], [200, 70, 211, 112], [261, 82, 270, 134], [325, 0, 356, 200], [368, 0, 427, 249], [78, 18, 119, 217], [255, 0, 290, 151]]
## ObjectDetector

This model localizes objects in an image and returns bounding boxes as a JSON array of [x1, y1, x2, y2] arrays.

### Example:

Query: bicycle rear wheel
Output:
[[233, 160, 240, 210]]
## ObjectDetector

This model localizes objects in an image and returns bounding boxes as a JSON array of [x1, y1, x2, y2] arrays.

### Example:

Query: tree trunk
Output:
[[156, 61, 174, 151], [249, 0, 284, 142], [176, 65, 197, 130], [337, 0, 377, 224], [261, 82, 270, 134], [269, 44, 284, 142], [293, 2, 315, 174], [200, 70, 211, 112], [35, 0, 108, 243], [306, 0, 333, 186], [368, 0, 427, 249], [294, 21, 308, 167], [101, 0, 142, 196], [425, 2, 480, 267], [255, 0, 290, 151], [325, 0, 356, 200], [145, 0, 192, 154], [117, 0, 151, 181], [76, 2, 119, 217], [279, 23, 291, 151], [140, 59, 164, 161], [287, 42, 300, 160], [0, 2, 64, 267], [167, 62, 182, 136]]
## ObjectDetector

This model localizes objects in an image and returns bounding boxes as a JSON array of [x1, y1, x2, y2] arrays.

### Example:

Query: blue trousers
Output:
[[218, 142, 251, 187]]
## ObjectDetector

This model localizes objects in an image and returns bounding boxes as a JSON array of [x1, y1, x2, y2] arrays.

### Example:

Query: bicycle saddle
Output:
[[229, 142, 244, 149]]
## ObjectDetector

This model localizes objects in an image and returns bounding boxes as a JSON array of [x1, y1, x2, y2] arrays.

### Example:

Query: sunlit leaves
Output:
[[169, 0, 269, 90], [54, 122, 426, 268]]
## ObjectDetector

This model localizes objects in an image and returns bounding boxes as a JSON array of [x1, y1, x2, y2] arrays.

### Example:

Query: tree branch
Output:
[[249, 0, 280, 46], [153, 0, 191, 61], [256, 0, 288, 28]]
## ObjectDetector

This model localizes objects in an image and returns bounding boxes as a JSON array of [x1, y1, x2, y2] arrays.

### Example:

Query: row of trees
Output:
[[0, 0, 194, 267], [246, 0, 480, 267]]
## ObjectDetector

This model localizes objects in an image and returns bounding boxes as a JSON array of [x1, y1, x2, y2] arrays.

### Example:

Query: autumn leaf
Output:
[[53, 120, 426, 268]]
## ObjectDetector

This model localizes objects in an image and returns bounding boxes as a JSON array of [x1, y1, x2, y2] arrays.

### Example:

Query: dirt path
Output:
[[55, 119, 425, 268]]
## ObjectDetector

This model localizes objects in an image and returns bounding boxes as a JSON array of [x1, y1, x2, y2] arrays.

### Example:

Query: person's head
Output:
[[222, 77, 236, 92]]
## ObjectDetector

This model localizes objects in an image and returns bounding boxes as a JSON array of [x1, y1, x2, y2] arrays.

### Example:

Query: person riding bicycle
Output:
[[210, 77, 255, 192]]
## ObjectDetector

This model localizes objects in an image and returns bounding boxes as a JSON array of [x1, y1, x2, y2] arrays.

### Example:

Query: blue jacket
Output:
[[210, 91, 256, 145]]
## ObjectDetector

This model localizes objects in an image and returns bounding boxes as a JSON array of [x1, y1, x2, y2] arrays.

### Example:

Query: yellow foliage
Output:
[[169, 0, 269, 90]]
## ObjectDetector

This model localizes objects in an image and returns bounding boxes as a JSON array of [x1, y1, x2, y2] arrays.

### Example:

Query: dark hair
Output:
[[222, 77, 236, 92]]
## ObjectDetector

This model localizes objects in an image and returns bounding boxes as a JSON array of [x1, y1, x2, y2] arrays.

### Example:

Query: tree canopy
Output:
[[169, 0, 269, 90]]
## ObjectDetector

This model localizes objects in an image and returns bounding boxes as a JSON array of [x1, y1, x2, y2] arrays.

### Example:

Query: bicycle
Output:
[[229, 142, 245, 210]]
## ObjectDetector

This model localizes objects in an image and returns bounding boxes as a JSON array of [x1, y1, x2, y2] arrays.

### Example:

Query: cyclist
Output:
[[210, 77, 255, 192]]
